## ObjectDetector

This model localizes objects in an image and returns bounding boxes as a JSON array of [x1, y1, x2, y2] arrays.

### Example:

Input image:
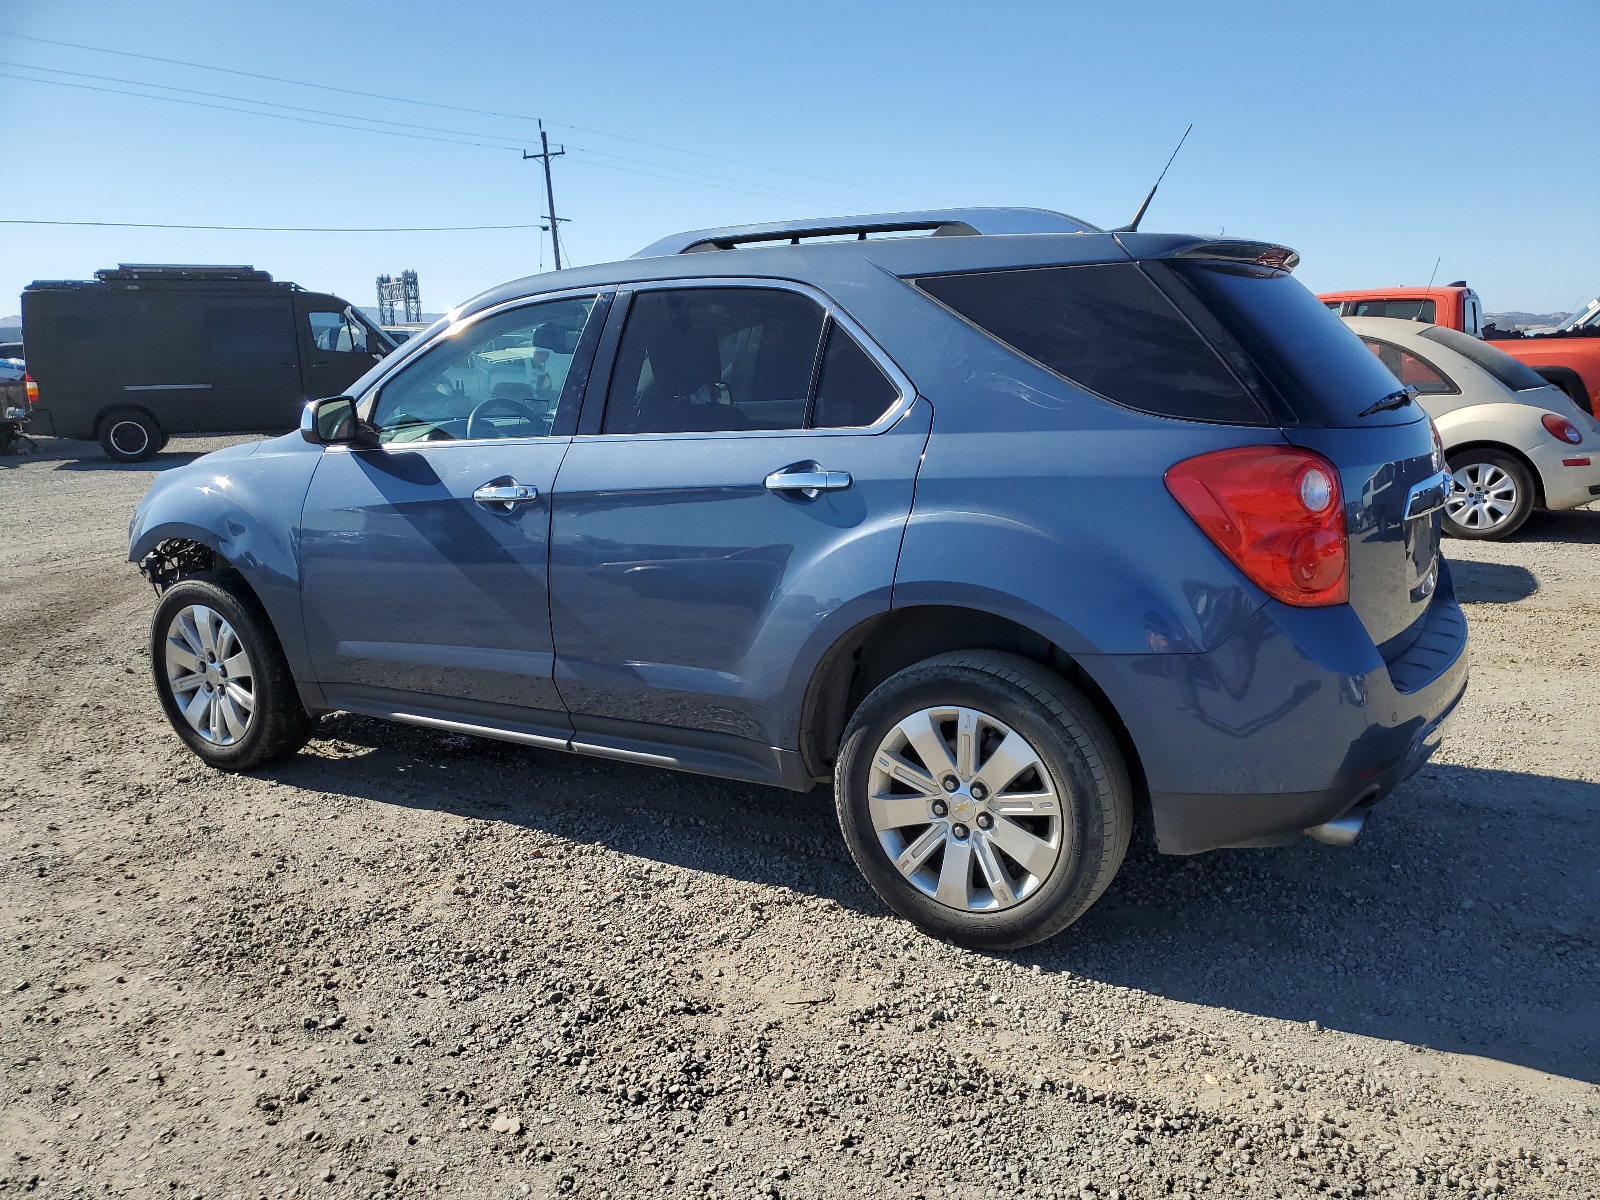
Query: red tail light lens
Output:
[[1165, 445, 1349, 607], [1541, 413, 1582, 445], [23, 373, 38, 407]]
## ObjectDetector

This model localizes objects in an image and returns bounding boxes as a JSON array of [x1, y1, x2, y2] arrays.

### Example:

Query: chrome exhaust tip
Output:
[[1304, 811, 1367, 848]]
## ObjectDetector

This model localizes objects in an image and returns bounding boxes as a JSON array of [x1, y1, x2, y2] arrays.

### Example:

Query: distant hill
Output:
[[1486, 311, 1571, 333]]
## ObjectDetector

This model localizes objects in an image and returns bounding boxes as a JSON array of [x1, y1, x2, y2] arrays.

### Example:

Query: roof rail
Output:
[[94, 264, 274, 283], [633, 207, 1100, 258]]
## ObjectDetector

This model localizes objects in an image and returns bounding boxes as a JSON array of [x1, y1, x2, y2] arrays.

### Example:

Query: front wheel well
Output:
[[138, 538, 256, 604], [797, 604, 1148, 813], [1443, 441, 1545, 508]]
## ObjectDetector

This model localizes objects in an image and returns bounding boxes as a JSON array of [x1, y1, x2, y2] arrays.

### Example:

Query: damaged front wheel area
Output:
[[150, 573, 314, 770]]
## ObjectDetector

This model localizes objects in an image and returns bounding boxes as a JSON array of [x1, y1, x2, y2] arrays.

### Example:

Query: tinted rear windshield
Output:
[[1174, 262, 1416, 426], [915, 263, 1267, 424], [1418, 324, 1549, 392]]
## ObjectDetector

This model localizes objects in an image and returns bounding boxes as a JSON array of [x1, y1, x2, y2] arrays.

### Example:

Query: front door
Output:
[[549, 283, 930, 758], [295, 298, 385, 402], [299, 292, 607, 733]]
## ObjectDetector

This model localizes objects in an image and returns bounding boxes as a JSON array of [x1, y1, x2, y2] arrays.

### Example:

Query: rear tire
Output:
[[1443, 449, 1536, 540], [834, 651, 1132, 950], [98, 409, 162, 463], [150, 573, 314, 770]]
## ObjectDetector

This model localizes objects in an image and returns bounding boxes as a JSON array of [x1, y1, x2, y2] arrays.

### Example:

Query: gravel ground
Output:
[[1, 436, 1596, 1200]]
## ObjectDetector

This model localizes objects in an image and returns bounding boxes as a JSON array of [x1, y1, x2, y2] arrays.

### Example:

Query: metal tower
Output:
[[375, 270, 421, 325]]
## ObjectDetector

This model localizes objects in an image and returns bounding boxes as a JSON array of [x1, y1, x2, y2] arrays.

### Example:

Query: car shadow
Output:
[[0, 433, 266, 472], [1514, 506, 1600, 545], [1450, 559, 1539, 603], [265, 715, 1600, 1084]]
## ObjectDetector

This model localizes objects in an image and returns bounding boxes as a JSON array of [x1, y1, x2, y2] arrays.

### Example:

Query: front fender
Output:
[[128, 434, 322, 681]]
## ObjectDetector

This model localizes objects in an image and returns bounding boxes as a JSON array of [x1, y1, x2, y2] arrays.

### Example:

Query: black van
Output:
[[21, 265, 396, 461]]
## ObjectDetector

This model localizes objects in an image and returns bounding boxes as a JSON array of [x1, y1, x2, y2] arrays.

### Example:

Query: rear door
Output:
[[296, 296, 385, 400], [299, 291, 607, 730], [547, 282, 929, 762]]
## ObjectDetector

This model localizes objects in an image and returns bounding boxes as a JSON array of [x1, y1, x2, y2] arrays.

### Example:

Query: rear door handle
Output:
[[764, 462, 852, 499], [473, 480, 539, 512]]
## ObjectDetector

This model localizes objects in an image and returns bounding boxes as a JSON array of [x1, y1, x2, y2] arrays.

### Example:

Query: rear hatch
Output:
[[1161, 255, 1444, 658]]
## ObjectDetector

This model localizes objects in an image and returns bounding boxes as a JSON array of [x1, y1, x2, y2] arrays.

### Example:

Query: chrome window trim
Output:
[[344, 286, 609, 452], [581, 276, 918, 442]]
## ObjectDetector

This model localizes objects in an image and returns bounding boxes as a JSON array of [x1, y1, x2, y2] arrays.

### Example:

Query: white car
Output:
[[1343, 316, 1600, 539]]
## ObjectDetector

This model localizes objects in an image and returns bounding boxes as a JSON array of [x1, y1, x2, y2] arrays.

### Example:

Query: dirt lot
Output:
[[1, 436, 1596, 1200]]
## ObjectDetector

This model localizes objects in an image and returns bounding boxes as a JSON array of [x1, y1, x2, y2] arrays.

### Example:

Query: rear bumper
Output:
[[1078, 563, 1469, 855], [1528, 440, 1600, 510]]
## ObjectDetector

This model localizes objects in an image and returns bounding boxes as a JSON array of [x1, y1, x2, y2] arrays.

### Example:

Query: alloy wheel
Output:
[[867, 706, 1065, 912], [163, 604, 255, 745], [1446, 462, 1518, 531]]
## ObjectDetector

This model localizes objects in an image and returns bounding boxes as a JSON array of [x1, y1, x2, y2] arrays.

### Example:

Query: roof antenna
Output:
[[1115, 123, 1192, 234], [1417, 256, 1441, 321]]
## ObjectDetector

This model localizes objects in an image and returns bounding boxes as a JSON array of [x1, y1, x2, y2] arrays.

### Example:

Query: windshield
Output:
[[1554, 300, 1600, 333], [1173, 262, 1417, 426], [1417, 325, 1549, 391]]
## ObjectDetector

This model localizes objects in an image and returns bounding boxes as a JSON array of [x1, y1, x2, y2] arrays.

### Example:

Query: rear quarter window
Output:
[[914, 263, 1268, 425]]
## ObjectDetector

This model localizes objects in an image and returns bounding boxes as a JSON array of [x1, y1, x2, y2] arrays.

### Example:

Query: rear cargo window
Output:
[[1418, 325, 1549, 392], [1173, 262, 1416, 426], [915, 263, 1267, 424]]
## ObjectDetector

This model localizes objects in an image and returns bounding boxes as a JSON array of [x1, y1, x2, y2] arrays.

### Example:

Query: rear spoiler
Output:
[[1166, 239, 1300, 272]]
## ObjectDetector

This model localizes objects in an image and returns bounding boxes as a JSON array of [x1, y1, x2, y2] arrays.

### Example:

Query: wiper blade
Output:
[[1357, 386, 1417, 417]]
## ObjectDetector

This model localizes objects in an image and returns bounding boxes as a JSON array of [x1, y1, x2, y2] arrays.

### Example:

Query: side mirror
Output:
[[300, 396, 378, 448]]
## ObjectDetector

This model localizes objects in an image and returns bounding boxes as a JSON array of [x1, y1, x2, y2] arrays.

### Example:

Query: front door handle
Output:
[[764, 462, 853, 499], [473, 480, 539, 512]]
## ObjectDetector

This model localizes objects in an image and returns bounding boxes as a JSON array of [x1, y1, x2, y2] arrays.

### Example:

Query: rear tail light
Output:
[[23, 372, 38, 407], [1165, 445, 1349, 607], [1542, 413, 1583, 445]]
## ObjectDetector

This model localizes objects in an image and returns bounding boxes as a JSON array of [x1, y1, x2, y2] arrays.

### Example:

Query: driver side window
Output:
[[370, 295, 597, 443]]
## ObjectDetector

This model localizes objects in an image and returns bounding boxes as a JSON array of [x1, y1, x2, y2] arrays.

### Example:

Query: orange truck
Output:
[[1319, 283, 1600, 415]]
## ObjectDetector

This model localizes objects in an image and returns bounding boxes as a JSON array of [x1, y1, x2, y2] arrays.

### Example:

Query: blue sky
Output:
[[2, 0, 1596, 322]]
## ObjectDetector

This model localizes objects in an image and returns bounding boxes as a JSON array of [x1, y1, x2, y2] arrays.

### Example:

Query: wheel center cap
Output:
[[951, 798, 976, 821]]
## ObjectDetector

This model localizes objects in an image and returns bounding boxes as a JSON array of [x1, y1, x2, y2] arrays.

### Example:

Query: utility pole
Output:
[[523, 121, 567, 270]]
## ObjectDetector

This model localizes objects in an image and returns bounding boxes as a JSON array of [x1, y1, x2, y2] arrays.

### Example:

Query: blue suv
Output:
[[129, 208, 1468, 948]]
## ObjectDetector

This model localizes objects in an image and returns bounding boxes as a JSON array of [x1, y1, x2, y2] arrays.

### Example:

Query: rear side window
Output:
[[915, 263, 1265, 424], [604, 288, 825, 434], [1174, 263, 1416, 426], [1418, 325, 1549, 392], [1359, 338, 1457, 394], [1347, 298, 1437, 323]]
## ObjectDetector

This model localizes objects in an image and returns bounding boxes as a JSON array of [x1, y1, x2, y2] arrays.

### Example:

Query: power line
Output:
[[0, 69, 525, 151], [0, 68, 878, 209], [0, 59, 528, 143], [547, 121, 945, 204], [0, 29, 945, 204], [0, 219, 541, 232]]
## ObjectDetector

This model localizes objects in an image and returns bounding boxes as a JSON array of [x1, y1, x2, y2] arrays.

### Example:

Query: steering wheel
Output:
[[466, 396, 543, 440]]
